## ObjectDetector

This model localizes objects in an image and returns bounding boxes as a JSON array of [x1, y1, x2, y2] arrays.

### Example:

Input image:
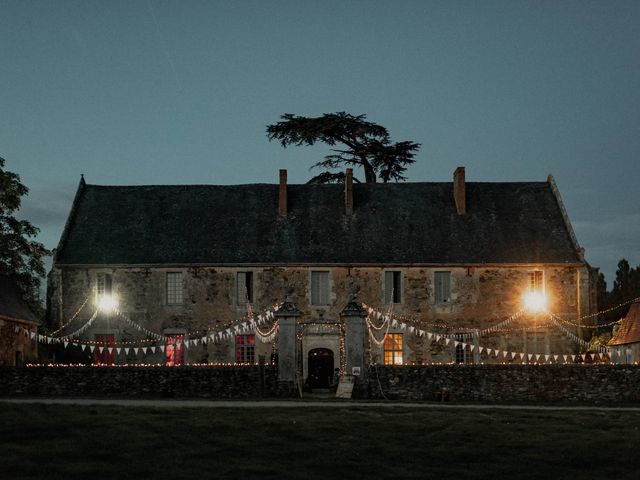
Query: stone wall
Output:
[[0, 319, 38, 366], [2, 365, 639, 404], [363, 364, 640, 404], [0, 365, 296, 398]]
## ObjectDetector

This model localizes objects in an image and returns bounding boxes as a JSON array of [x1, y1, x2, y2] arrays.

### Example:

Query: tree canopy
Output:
[[266, 112, 420, 184], [0, 157, 49, 312]]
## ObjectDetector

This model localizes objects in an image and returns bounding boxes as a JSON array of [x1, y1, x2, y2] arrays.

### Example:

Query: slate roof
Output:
[[0, 275, 39, 324], [608, 302, 640, 346], [54, 180, 584, 266]]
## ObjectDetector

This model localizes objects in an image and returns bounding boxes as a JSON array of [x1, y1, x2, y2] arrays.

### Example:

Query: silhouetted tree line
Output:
[[596, 259, 640, 329]]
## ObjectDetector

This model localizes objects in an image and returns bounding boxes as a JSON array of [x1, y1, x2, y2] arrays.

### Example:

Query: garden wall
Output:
[[0, 365, 296, 399], [364, 364, 640, 404], [2, 364, 639, 404]]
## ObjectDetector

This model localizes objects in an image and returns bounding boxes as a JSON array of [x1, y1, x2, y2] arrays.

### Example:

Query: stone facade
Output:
[[48, 263, 593, 372]]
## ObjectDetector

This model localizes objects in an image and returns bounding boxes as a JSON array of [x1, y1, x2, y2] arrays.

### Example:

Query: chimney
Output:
[[278, 169, 287, 217], [345, 168, 353, 215], [453, 166, 466, 215]]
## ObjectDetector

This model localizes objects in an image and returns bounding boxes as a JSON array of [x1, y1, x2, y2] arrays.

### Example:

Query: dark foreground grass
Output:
[[1, 404, 639, 479]]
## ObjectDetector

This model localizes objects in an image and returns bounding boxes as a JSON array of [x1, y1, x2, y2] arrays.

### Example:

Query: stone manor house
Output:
[[47, 167, 596, 385]]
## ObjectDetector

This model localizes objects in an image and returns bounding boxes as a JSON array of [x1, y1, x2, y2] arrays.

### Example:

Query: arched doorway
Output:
[[307, 348, 334, 389]]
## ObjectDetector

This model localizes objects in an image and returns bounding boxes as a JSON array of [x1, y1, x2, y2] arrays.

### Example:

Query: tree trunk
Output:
[[363, 164, 377, 183]]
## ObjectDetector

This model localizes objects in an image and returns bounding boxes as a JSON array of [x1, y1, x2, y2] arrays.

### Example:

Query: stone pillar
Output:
[[276, 296, 300, 382], [341, 295, 367, 378], [473, 330, 480, 364]]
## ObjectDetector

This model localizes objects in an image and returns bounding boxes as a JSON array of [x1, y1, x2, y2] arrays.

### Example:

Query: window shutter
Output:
[[319, 272, 329, 304], [384, 271, 393, 304], [237, 272, 246, 306], [435, 272, 451, 303]]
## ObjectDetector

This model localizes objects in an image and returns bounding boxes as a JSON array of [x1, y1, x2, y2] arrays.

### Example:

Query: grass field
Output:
[[1, 403, 640, 479]]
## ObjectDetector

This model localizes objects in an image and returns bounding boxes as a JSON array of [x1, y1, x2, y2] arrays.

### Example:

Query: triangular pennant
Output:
[[125, 347, 130, 354], [90, 345, 95, 352], [116, 347, 122, 354], [160, 345, 165, 352], [445, 338, 451, 345], [400, 322, 406, 330], [64, 341, 69, 348], [98, 346, 104, 353], [486, 348, 492, 356], [151, 346, 156, 353], [571, 355, 576, 361], [519, 353, 525, 360], [134, 348, 139, 355], [479, 347, 485, 354], [409, 326, 415, 333], [528, 354, 533, 361], [454, 341, 460, 347], [142, 347, 148, 354], [108, 347, 113, 354], [511, 352, 517, 359]]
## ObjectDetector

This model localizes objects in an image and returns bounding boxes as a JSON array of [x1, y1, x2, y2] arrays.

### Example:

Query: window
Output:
[[455, 333, 466, 364], [435, 271, 451, 303], [236, 272, 254, 306], [310, 271, 330, 305], [383, 333, 403, 365], [528, 270, 544, 292], [235, 334, 255, 363], [94, 334, 115, 365], [97, 273, 112, 296], [166, 272, 184, 305], [165, 334, 184, 366], [384, 271, 402, 304]]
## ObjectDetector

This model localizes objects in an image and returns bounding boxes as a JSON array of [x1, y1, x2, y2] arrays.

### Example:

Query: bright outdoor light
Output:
[[97, 294, 118, 313], [523, 291, 547, 313]]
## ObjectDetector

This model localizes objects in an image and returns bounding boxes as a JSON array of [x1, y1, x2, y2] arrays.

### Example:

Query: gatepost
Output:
[[276, 293, 300, 383], [341, 294, 367, 394]]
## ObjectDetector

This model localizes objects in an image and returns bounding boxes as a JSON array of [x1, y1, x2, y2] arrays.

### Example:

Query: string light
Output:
[[48, 292, 92, 336]]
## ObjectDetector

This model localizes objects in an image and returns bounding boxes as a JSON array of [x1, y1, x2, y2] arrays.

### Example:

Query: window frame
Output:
[[434, 271, 452, 304], [528, 270, 544, 293], [164, 332, 185, 366], [384, 270, 402, 305], [310, 270, 330, 306], [235, 334, 256, 364], [236, 271, 254, 306], [383, 333, 404, 365], [166, 272, 184, 306]]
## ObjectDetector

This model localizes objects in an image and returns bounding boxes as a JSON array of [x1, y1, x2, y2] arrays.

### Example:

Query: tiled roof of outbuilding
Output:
[[608, 302, 640, 346], [0, 275, 39, 324], [54, 180, 584, 266]]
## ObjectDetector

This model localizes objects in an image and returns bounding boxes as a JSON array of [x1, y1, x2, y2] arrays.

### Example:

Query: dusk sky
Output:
[[1, 0, 638, 284]]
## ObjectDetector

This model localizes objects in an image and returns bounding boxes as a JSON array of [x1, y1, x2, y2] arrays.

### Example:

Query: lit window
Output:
[[167, 272, 184, 305], [235, 334, 255, 363], [528, 271, 544, 292], [435, 271, 451, 303], [310, 271, 330, 305], [384, 271, 402, 304], [236, 272, 254, 306], [94, 334, 115, 365], [383, 333, 403, 365], [165, 334, 184, 366]]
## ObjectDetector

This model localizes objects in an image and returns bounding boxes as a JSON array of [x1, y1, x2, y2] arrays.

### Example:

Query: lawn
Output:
[[1, 403, 639, 479]]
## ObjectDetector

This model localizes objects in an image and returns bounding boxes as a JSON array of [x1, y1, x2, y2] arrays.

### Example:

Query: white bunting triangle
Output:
[[116, 348, 122, 354], [90, 345, 95, 352], [160, 345, 165, 352], [98, 346, 104, 353], [108, 347, 113, 354]]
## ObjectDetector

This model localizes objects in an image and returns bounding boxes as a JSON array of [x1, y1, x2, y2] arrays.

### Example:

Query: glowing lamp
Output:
[[97, 294, 118, 313], [523, 291, 547, 313]]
